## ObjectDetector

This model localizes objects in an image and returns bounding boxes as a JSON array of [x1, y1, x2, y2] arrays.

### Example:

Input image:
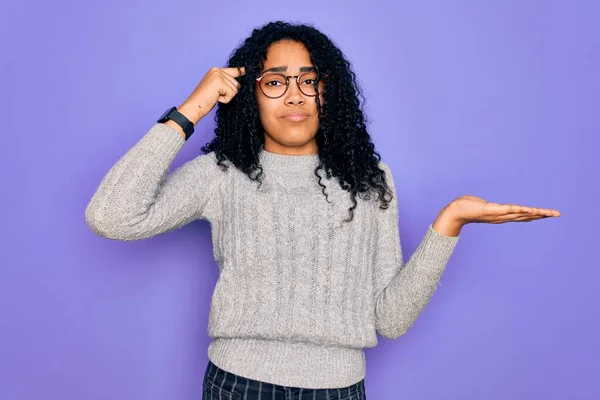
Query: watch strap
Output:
[[157, 107, 195, 140]]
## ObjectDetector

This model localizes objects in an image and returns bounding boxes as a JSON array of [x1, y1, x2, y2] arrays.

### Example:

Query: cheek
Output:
[[256, 97, 274, 123]]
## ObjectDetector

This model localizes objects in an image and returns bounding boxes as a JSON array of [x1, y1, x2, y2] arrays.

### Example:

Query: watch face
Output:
[[159, 107, 176, 121]]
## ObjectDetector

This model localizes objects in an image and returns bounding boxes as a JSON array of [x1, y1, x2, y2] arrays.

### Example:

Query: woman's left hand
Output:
[[448, 195, 561, 225]]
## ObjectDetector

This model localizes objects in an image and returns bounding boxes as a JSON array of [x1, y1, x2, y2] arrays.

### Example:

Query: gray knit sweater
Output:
[[85, 123, 460, 389]]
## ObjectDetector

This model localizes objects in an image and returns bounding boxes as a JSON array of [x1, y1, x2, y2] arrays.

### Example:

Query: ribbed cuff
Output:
[[139, 123, 186, 158], [425, 224, 460, 252], [406, 225, 460, 274]]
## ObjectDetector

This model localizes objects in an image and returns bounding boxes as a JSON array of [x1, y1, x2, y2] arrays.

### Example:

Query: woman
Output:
[[85, 21, 560, 400]]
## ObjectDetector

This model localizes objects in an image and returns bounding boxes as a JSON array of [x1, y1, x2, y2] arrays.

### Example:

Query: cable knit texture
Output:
[[85, 123, 460, 389]]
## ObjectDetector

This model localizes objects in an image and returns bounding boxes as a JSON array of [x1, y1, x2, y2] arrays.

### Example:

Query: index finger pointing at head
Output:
[[223, 66, 245, 77]]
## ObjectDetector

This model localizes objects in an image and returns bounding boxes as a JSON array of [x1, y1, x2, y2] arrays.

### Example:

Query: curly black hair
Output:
[[201, 20, 393, 223]]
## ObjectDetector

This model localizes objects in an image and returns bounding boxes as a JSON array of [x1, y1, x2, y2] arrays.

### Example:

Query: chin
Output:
[[271, 129, 314, 143]]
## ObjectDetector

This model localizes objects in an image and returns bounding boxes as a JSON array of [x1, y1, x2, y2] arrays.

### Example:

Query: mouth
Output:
[[281, 112, 310, 122]]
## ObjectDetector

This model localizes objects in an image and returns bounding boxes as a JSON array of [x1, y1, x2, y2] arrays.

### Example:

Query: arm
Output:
[[84, 65, 248, 241], [373, 162, 460, 339], [85, 123, 223, 241]]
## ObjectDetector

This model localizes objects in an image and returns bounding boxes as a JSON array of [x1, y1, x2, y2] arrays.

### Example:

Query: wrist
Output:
[[177, 102, 203, 125], [432, 206, 463, 237]]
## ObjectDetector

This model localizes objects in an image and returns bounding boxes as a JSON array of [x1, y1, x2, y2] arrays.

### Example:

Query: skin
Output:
[[255, 40, 324, 156], [434, 195, 561, 237]]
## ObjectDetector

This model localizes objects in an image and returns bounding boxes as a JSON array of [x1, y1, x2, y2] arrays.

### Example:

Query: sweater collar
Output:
[[258, 145, 320, 175]]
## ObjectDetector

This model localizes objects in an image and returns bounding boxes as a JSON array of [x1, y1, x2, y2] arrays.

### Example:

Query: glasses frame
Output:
[[255, 70, 328, 99]]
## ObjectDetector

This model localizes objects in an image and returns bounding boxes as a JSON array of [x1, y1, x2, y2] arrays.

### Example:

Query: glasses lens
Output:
[[298, 71, 321, 96], [260, 73, 287, 98]]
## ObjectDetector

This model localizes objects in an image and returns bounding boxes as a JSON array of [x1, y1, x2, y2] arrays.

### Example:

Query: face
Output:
[[255, 40, 325, 155]]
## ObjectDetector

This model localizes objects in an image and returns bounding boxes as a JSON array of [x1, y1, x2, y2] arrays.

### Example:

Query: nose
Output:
[[284, 79, 305, 105]]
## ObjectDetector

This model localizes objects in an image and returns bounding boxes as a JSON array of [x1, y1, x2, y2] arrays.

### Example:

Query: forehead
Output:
[[263, 40, 312, 69]]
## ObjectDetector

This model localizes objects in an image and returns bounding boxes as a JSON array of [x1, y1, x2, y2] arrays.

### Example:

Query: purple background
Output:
[[3, 0, 598, 399]]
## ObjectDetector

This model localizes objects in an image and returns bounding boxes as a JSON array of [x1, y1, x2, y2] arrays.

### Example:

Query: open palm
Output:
[[449, 195, 561, 224]]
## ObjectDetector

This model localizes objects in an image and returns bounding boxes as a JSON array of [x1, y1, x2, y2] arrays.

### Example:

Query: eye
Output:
[[263, 74, 286, 87]]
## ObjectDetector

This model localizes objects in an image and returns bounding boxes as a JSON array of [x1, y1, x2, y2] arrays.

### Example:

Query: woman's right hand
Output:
[[176, 66, 246, 126]]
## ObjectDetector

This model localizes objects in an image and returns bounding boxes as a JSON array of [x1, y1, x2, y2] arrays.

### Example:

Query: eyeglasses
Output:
[[255, 70, 328, 99]]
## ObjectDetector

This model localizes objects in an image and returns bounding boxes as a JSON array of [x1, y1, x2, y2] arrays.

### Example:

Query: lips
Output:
[[281, 112, 310, 121]]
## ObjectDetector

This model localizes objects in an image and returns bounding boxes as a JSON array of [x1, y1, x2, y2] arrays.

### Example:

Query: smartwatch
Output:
[[157, 106, 194, 140]]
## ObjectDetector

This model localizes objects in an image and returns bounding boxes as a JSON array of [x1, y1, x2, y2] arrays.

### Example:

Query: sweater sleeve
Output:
[[373, 161, 460, 339], [85, 123, 223, 241]]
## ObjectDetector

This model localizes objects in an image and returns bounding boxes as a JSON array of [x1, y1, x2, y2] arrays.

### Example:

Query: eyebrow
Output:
[[261, 65, 316, 74]]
